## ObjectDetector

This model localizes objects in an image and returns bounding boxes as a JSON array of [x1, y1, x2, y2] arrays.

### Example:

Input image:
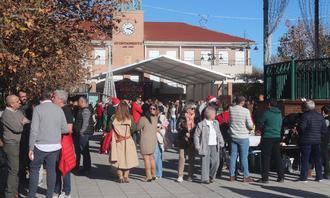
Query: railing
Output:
[[264, 58, 330, 100]]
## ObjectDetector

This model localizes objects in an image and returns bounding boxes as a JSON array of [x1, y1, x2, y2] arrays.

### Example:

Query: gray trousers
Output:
[[201, 145, 219, 182], [4, 143, 20, 198]]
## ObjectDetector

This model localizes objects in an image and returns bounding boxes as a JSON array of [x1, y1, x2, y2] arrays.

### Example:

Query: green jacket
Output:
[[259, 107, 282, 138]]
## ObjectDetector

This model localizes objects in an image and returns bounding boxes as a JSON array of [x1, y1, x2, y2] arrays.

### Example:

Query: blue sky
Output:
[[142, 0, 303, 69]]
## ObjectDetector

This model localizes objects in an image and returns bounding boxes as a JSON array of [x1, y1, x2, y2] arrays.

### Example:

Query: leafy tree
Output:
[[273, 20, 330, 62], [0, 0, 120, 97]]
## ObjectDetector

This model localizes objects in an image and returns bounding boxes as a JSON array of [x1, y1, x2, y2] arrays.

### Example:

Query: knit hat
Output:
[[111, 97, 120, 107], [207, 95, 217, 103]]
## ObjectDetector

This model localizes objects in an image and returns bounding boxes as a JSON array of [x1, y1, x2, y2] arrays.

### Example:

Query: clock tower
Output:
[[112, 0, 144, 68]]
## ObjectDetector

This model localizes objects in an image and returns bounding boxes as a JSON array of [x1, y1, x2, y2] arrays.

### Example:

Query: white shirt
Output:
[[170, 107, 176, 118], [35, 144, 62, 152], [206, 120, 217, 146]]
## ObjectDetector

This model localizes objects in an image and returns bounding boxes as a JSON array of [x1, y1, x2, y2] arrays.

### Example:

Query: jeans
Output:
[[230, 138, 249, 177], [300, 144, 323, 181], [154, 144, 163, 178], [28, 147, 60, 198], [4, 143, 20, 198], [261, 138, 284, 181], [170, 118, 176, 132], [76, 134, 91, 170], [54, 172, 71, 195], [201, 146, 219, 182]]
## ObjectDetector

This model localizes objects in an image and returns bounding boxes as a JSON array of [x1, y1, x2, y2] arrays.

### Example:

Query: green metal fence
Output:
[[265, 58, 330, 100]]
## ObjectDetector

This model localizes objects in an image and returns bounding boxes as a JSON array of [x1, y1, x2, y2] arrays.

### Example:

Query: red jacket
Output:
[[132, 102, 143, 124], [216, 111, 230, 125], [96, 106, 104, 118], [59, 134, 76, 176]]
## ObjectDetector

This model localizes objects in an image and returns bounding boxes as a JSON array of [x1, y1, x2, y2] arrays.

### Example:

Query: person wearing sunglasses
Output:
[[137, 104, 158, 182], [176, 104, 200, 182]]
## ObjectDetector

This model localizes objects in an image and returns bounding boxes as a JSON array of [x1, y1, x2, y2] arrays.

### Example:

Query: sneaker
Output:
[[177, 176, 183, 183], [277, 178, 284, 183], [53, 193, 59, 198], [59, 193, 71, 198], [315, 179, 323, 182]]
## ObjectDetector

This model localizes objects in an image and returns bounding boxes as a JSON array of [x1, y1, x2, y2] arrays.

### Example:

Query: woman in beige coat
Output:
[[137, 103, 158, 182], [110, 102, 139, 183]]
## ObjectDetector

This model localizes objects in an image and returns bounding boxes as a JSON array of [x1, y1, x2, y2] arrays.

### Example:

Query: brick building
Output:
[[87, 7, 255, 100]]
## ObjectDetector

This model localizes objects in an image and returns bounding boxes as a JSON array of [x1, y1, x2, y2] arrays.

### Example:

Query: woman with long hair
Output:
[[137, 103, 158, 182], [110, 102, 139, 183], [176, 104, 199, 182]]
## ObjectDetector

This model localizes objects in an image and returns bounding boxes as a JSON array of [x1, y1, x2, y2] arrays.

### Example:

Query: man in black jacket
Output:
[[299, 100, 328, 182], [73, 96, 94, 174]]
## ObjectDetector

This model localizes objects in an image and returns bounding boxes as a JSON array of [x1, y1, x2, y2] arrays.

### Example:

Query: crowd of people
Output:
[[0, 90, 329, 198]]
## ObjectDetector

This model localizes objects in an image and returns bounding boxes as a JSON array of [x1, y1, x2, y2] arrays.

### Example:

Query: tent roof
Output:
[[95, 56, 233, 85]]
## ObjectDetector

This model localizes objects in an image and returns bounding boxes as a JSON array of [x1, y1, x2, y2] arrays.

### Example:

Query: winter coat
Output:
[[259, 107, 283, 138], [299, 110, 327, 145], [137, 116, 158, 155], [177, 116, 197, 149], [110, 118, 139, 169], [59, 134, 76, 176], [194, 119, 224, 156]]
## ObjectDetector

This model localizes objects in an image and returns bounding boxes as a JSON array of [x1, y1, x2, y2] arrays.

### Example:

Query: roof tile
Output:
[[144, 22, 253, 43]]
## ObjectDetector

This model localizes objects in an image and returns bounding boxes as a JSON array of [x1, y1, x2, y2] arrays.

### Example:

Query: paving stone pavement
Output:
[[35, 133, 330, 198]]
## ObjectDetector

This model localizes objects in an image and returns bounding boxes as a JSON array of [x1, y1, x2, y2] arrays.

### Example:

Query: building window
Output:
[[235, 51, 245, 65], [148, 50, 160, 59], [94, 48, 106, 65], [201, 51, 211, 66], [166, 51, 177, 59], [219, 51, 229, 65], [183, 51, 194, 64]]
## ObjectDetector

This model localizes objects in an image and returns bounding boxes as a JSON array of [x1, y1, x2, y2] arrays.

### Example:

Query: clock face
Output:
[[122, 22, 135, 36]]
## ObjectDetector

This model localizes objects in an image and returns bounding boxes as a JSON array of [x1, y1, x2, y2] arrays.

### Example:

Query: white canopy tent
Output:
[[94, 55, 233, 100]]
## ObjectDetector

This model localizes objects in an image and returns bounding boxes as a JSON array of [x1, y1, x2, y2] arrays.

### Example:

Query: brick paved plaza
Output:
[[34, 133, 330, 198]]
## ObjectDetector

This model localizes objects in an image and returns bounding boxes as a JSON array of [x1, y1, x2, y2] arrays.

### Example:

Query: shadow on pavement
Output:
[[222, 186, 292, 198], [251, 183, 330, 198]]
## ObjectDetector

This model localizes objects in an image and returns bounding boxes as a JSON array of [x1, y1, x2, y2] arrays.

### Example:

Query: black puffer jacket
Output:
[[299, 110, 327, 145], [74, 107, 94, 136]]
